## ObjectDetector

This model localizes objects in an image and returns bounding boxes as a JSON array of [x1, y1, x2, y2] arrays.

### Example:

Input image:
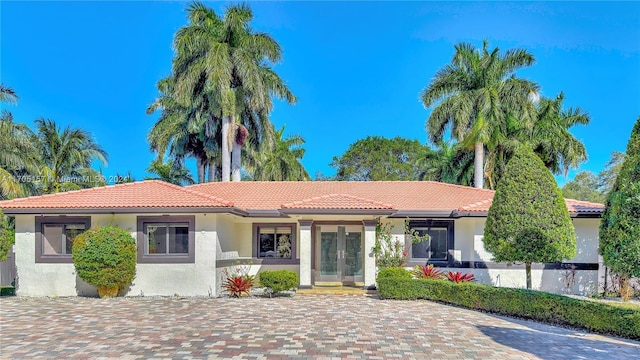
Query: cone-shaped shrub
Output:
[[599, 117, 640, 301], [72, 226, 136, 295], [484, 146, 576, 289]]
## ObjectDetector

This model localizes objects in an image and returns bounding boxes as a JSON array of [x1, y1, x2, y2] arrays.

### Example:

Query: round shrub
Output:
[[72, 226, 137, 293], [258, 270, 299, 296], [377, 267, 412, 281]]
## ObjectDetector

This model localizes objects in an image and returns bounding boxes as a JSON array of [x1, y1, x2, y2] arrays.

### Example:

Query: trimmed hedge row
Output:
[[378, 277, 640, 340]]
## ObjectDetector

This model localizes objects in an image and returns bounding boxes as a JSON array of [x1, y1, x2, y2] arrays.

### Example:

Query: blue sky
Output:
[[2, 1, 639, 185]]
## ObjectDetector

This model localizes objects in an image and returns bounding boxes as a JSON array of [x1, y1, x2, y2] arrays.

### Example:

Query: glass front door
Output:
[[316, 225, 363, 284]]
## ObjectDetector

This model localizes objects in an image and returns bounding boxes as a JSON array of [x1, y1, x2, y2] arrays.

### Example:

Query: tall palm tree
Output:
[[147, 76, 220, 184], [250, 126, 310, 181], [34, 118, 108, 193], [172, 2, 295, 182], [482, 92, 590, 189], [146, 159, 195, 186], [421, 40, 538, 188], [0, 111, 39, 199]]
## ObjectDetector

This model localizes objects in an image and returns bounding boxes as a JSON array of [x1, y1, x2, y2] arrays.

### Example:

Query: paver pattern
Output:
[[1, 294, 639, 359]]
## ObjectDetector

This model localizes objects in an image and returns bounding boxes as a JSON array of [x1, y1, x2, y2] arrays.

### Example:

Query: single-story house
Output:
[[0, 180, 605, 297]]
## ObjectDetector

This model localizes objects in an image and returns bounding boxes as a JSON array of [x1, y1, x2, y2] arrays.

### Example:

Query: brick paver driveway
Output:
[[1, 294, 639, 359]]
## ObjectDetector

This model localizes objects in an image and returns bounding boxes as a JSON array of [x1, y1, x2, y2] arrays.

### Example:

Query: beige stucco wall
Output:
[[15, 213, 217, 297]]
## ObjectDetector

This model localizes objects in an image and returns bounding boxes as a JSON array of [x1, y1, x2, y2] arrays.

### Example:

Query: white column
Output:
[[363, 220, 377, 289], [298, 220, 313, 289]]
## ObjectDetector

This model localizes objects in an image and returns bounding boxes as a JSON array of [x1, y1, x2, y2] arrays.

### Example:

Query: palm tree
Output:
[[146, 159, 195, 186], [147, 76, 220, 184], [250, 126, 310, 181], [0, 84, 18, 105], [0, 111, 39, 199], [172, 2, 295, 182], [482, 92, 590, 189], [421, 40, 538, 188], [33, 118, 108, 193], [416, 140, 474, 186]]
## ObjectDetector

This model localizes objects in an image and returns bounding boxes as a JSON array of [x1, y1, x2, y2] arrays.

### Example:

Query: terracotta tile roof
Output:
[[0, 180, 233, 210], [281, 194, 395, 210], [0, 180, 604, 216], [188, 181, 496, 212], [456, 197, 605, 214]]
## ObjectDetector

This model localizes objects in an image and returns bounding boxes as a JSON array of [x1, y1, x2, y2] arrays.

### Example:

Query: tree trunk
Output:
[[196, 157, 205, 184], [208, 159, 216, 182], [474, 142, 484, 189], [221, 116, 231, 182], [232, 125, 242, 182], [525, 262, 532, 289]]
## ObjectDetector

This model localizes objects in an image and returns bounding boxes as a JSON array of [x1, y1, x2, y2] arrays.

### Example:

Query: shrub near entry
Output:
[[258, 270, 299, 297], [72, 226, 136, 297]]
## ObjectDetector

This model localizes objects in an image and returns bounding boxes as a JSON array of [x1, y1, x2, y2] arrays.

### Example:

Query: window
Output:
[[406, 220, 454, 263], [137, 216, 195, 263], [252, 223, 298, 264], [35, 217, 90, 263], [258, 226, 292, 258]]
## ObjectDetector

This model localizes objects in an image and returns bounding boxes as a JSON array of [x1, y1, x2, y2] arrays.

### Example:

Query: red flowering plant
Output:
[[446, 271, 475, 283], [221, 264, 255, 297], [412, 264, 444, 280]]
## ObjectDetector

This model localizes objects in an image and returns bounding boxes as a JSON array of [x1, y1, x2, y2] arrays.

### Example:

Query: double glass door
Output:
[[316, 225, 363, 284]]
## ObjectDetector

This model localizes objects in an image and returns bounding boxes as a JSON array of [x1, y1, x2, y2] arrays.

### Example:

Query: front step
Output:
[[296, 286, 377, 295]]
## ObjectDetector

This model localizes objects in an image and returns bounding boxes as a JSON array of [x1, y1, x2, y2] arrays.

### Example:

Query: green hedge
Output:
[[378, 277, 640, 340], [0, 286, 15, 296], [376, 267, 412, 281]]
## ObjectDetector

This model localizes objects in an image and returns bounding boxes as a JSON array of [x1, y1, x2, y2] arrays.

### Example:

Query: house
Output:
[[0, 180, 605, 297]]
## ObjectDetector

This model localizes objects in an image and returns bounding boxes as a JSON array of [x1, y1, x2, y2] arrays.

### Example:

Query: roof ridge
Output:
[[281, 193, 394, 209]]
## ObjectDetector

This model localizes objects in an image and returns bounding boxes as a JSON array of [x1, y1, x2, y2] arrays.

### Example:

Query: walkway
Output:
[[1, 295, 638, 359]]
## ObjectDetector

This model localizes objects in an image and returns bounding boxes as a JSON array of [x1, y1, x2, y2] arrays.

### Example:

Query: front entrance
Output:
[[315, 225, 363, 285]]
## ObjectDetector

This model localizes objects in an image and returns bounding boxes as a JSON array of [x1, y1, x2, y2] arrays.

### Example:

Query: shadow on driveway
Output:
[[477, 324, 640, 360]]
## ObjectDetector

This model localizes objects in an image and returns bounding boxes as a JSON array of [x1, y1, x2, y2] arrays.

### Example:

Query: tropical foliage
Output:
[[0, 210, 15, 262], [599, 117, 640, 301], [411, 264, 444, 280], [421, 41, 590, 189], [484, 146, 576, 289], [248, 126, 310, 181], [0, 85, 107, 199], [222, 265, 255, 297], [146, 159, 194, 186], [421, 40, 538, 189], [561, 151, 626, 203], [331, 136, 427, 181], [148, 1, 296, 183]]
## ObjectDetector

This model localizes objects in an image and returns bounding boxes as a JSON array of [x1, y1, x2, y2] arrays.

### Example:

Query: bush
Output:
[[72, 226, 137, 294], [258, 270, 299, 297], [377, 267, 412, 281], [378, 277, 640, 340], [0, 211, 15, 262]]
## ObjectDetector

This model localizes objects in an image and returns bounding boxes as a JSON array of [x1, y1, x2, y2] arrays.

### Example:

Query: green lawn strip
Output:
[[378, 277, 640, 340]]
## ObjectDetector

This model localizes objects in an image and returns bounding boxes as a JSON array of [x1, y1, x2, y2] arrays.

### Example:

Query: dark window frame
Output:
[[405, 219, 455, 267], [35, 216, 91, 263], [137, 216, 195, 264], [252, 223, 298, 265]]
